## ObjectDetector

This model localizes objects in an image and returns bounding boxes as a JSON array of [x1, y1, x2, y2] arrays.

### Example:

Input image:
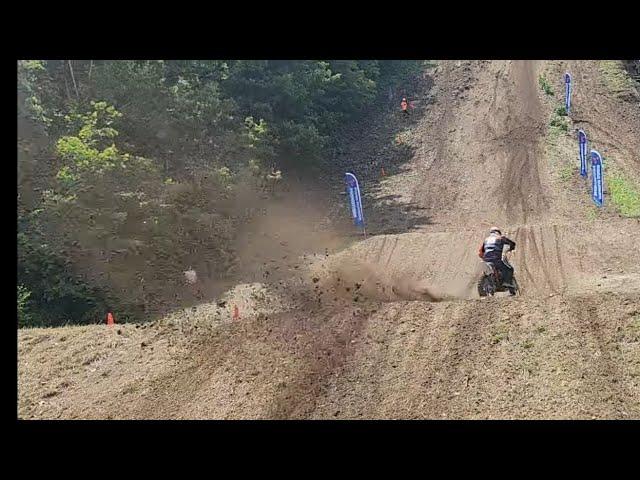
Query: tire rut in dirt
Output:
[[497, 61, 549, 224], [264, 307, 372, 419]]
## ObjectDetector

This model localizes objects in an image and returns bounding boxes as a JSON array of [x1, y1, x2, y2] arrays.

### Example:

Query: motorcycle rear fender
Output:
[[481, 262, 496, 276]]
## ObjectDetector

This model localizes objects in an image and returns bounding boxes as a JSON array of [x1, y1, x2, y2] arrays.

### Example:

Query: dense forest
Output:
[[17, 60, 424, 327]]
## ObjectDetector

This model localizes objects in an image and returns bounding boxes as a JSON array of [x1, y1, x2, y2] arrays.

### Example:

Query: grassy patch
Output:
[[490, 323, 510, 345], [586, 206, 599, 221], [548, 100, 570, 140], [607, 170, 640, 217], [554, 105, 567, 117], [491, 331, 508, 345], [522, 339, 534, 349], [600, 61, 636, 97], [549, 114, 569, 134], [539, 74, 554, 96], [558, 162, 575, 182]]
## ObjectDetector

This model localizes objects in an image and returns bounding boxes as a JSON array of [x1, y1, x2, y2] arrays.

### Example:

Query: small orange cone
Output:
[[106, 312, 115, 326], [232, 305, 239, 320]]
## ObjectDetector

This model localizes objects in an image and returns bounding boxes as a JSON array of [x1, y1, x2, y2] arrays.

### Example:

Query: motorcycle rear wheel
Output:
[[477, 276, 495, 297], [477, 278, 486, 297]]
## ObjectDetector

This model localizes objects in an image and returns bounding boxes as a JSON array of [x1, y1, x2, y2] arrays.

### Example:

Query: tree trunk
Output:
[[63, 71, 72, 101], [68, 60, 79, 98]]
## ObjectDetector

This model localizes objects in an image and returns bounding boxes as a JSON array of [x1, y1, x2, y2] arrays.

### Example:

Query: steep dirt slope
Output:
[[18, 290, 640, 420], [18, 61, 640, 420], [331, 219, 640, 298], [560, 60, 640, 183], [360, 60, 635, 231]]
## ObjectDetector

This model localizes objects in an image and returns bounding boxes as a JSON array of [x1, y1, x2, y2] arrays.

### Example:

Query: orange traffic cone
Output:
[[106, 312, 115, 326], [232, 305, 239, 320]]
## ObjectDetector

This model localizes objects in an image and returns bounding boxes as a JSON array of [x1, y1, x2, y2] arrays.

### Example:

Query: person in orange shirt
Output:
[[400, 97, 409, 115]]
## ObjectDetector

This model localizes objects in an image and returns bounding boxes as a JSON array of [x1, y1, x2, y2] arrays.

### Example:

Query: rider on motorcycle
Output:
[[478, 226, 516, 289]]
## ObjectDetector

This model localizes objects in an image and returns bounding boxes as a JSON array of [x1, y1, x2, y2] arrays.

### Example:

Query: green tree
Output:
[[17, 59, 424, 326]]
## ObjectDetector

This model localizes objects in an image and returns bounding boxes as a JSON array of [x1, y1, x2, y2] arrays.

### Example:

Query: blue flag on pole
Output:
[[590, 150, 604, 207], [578, 129, 588, 177], [345, 172, 365, 232], [564, 72, 572, 114]]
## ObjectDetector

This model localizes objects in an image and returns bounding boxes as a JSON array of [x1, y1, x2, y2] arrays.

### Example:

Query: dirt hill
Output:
[[18, 60, 640, 419]]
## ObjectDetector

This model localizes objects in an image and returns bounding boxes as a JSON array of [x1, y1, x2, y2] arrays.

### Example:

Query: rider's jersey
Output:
[[479, 233, 516, 263]]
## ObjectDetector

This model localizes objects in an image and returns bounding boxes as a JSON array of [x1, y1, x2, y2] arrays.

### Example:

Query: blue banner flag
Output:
[[578, 129, 588, 177], [345, 172, 366, 234], [590, 150, 604, 207], [564, 72, 572, 114]]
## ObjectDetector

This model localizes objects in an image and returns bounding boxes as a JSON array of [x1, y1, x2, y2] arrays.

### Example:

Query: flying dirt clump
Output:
[[308, 254, 449, 303]]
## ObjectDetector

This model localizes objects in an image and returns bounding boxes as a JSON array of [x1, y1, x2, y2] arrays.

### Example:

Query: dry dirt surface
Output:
[[18, 61, 640, 419]]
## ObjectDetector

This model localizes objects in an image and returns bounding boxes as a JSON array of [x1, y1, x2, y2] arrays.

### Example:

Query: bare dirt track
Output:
[[18, 61, 640, 419]]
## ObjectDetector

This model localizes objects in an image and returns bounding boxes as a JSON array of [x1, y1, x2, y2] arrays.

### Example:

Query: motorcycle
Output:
[[477, 245, 519, 297]]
